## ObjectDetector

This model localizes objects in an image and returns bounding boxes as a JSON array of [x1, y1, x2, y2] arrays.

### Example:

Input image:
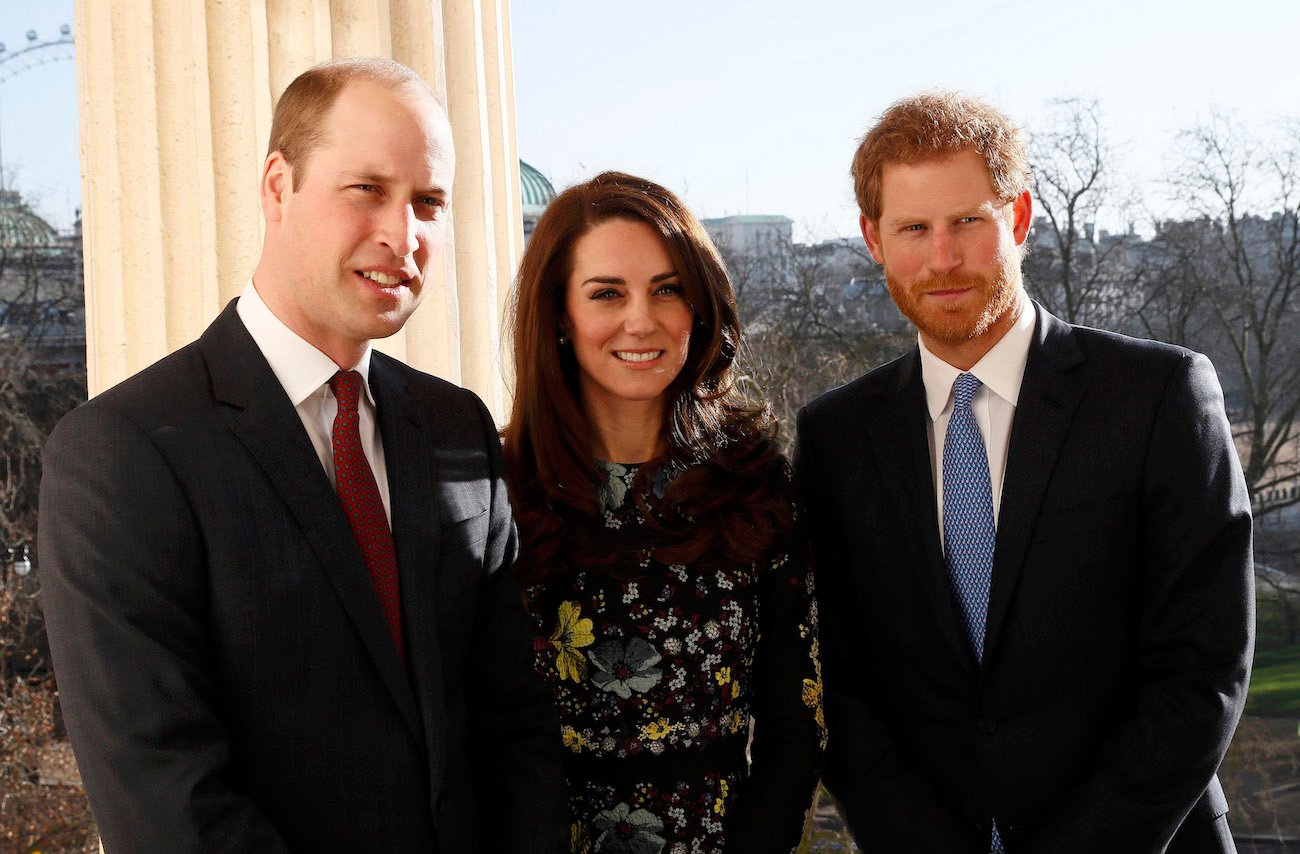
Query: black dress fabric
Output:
[[522, 459, 825, 854]]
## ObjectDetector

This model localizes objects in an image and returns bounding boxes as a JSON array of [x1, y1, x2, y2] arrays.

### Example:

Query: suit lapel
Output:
[[201, 303, 424, 744], [984, 306, 1086, 661], [864, 350, 976, 671], [370, 355, 446, 770]]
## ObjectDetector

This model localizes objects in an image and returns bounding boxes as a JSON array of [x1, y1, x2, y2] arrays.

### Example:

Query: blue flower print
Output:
[[592, 802, 666, 854], [588, 637, 663, 699], [596, 461, 630, 514]]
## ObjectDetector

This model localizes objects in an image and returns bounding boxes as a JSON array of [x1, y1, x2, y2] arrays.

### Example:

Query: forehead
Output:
[[878, 149, 1000, 216], [571, 219, 672, 271], [313, 80, 454, 179]]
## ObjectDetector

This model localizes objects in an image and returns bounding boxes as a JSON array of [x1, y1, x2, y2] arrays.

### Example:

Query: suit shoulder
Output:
[[373, 353, 497, 432], [1065, 323, 1211, 389], [55, 341, 211, 436], [801, 349, 912, 423], [1069, 323, 1195, 364]]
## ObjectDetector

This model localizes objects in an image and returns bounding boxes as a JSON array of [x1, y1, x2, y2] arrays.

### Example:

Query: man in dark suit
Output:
[[797, 92, 1254, 853], [38, 58, 567, 852]]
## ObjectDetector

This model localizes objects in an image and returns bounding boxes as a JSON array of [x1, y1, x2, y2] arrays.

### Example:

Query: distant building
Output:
[[0, 189, 85, 372], [701, 214, 793, 260], [520, 160, 556, 242]]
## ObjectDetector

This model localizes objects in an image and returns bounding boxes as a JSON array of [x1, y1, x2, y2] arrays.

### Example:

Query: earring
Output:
[[558, 334, 568, 346]]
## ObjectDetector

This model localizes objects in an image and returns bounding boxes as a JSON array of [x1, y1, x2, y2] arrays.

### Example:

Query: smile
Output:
[[358, 270, 408, 286], [614, 350, 664, 363]]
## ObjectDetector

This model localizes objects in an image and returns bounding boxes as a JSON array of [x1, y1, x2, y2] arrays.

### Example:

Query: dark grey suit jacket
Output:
[[39, 301, 567, 853], [796, 304, 1254, 853]]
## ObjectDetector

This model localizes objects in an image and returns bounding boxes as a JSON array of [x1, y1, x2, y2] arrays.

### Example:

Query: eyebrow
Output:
[[886, 205, 988, 228], [343, 171, 447, 196], [581, 271, 680, 286]]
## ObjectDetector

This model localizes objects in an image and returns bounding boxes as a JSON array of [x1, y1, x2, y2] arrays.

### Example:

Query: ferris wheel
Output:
[[0, 24, 76, 194], [0, 25, 75, 85]]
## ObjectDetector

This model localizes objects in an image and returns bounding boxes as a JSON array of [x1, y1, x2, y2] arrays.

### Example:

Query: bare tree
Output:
[[1163, 113, 1300, 517], [1025, 98, 1141, 329], [722, 232, 910, 442], [0, 228, 95, 851], [1130, 217, 1214, 348]]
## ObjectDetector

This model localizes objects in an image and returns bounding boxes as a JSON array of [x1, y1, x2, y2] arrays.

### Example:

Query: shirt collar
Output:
[[918, 294, 1036, 421], [236, 279, 376, 408]]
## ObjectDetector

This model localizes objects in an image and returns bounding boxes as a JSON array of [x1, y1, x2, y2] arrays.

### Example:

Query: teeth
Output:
[[615, 351, 662, 363], [361, 271, 402, 286]]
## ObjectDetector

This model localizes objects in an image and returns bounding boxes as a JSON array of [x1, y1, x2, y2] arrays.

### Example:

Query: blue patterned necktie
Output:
[[941, 373, 1006, 854]]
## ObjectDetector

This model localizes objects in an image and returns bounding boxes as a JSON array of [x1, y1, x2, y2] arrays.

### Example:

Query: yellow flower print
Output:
[[802, 676, 825, 732], [805, 637, 827, 740], [642, 718, 673, 740], [562, 725, 587, 753], [550, 600, 595, 682], [713, 779, 730, 815], [715, 667, 731, 687], [571, 821, 591, 854], [727, 709, 745, 734]]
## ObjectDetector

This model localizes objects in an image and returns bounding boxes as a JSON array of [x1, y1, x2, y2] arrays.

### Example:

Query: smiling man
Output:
[[39, 58, 566, 852], [796, 92, 1254, 853]]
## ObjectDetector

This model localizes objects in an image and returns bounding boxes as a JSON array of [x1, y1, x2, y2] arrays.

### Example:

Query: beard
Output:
[[884, 261, 1021, 346]]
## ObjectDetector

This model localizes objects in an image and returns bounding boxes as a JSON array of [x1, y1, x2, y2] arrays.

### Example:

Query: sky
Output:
[[0, 0, 78, 231], [1, 1, 1295, 240], [513, 0, 1300, 240]]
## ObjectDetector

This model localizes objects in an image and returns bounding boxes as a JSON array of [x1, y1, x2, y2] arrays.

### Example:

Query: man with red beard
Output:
[[796, 92, 1254, 853]]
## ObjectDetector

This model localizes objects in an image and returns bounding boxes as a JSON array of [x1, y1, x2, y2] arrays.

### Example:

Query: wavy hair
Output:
[[850, 90, 1030, 221], [503, 171, 790, 583]]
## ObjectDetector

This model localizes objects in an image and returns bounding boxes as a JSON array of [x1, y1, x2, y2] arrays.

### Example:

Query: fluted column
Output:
[[74, 0, 522, 422]]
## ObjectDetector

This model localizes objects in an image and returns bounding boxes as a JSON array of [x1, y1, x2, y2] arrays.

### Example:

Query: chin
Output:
[[916, 313, 983, 343]]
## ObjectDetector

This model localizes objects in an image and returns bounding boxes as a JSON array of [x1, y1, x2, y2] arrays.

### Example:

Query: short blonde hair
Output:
[[851, 91, 1030, 220], [267, 57, 438, 189]]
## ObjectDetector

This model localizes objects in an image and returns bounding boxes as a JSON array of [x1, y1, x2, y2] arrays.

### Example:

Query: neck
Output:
[[923, 289, 1026, 371], [584, 396, 667, 464], [251, 266, 367, 369]]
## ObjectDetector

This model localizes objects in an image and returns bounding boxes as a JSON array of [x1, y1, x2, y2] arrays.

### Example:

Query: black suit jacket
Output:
[[39, 301, 567, 853], [796, 305, 1253, 853]]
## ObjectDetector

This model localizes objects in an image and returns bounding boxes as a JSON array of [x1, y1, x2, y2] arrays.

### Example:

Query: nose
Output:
[[623, 294, 655, 336], [377, 201, 419, 258], [927, 227, 961, 274]]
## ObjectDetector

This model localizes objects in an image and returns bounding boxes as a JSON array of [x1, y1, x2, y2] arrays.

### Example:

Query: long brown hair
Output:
[[503, 171, 791, 583]]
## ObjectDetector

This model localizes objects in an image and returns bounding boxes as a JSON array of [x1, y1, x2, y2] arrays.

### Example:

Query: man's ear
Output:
[[1011, 189, 1032, 246], [261, 152, 291, 223], [860, 214, 885, 264]]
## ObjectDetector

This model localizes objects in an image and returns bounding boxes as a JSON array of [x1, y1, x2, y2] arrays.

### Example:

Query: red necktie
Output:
[[329, 370, 404, 661]]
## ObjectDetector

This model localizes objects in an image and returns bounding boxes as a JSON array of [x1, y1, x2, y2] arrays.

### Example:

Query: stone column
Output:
[[73, 0, 522, 421]]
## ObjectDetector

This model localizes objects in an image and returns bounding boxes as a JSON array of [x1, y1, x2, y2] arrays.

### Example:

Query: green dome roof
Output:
[[520, 160, 555, 213], [0, 190, 59, 249]]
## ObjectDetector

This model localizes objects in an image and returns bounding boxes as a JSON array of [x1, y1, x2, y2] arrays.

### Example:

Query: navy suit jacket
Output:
[[796, 304, 1253, 853], [39, 301, 567, 853]]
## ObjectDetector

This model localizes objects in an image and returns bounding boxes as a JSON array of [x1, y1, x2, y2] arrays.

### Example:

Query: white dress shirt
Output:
[[920, 296, 1036, 543], [236, 280, 392, 523]]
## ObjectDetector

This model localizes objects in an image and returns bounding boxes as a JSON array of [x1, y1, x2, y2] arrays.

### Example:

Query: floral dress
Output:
[[522, 459, 825, 854]]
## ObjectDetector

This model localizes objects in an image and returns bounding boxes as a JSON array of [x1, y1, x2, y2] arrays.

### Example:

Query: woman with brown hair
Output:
[[503, 171, 823, 853]]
